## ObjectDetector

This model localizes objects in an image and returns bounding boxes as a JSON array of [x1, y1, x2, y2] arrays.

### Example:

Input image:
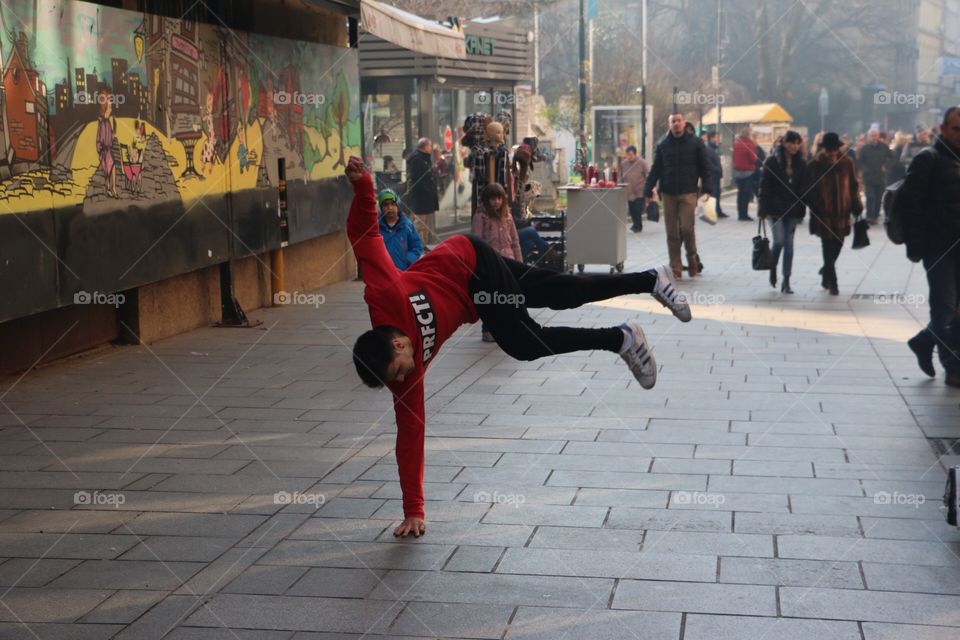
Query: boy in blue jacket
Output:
[[378, 189, 423, 270]]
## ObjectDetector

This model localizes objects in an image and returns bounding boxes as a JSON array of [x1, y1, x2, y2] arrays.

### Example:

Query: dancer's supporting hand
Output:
[[393, 516, 426, 538]]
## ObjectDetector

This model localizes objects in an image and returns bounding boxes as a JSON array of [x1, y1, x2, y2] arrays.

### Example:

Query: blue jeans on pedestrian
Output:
[[865, 183, 885, 221], [770, 215, 798, 279], [735, 177, 754, 219], [913, 249, 960, 373], [518, 226, 549, 262]]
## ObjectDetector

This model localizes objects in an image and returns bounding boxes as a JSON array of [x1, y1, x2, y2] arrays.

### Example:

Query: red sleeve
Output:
[[389, 373, 426, 519], [347, 172, 399, 288]]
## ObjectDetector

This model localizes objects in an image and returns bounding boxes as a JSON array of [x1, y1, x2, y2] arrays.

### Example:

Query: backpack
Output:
[[882, 179, 905, 244]]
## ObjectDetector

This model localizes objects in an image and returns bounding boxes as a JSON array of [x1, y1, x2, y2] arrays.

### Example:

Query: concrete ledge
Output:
[[0, 229, 355, 373]]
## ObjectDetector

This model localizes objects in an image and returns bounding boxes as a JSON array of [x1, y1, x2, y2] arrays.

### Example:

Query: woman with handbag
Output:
[[758, 131, 809, 294], [806, 132, 864, 296]]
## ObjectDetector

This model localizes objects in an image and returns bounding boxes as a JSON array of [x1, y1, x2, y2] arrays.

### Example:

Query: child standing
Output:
[[378, 189, 423, 271], [471, 183, 522, 342]]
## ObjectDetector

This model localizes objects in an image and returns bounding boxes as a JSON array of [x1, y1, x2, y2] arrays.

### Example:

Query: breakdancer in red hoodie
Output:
[[345, 157, 690, 537]]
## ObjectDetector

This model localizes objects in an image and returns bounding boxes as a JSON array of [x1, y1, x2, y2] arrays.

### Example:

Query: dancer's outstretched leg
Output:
[[466, 236, 660, 387], [494, 245, 690, 322]]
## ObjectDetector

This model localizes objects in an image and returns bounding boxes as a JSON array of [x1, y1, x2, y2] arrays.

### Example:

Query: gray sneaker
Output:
[[653, 265, 691, 322], [620, 322, 657, 389]]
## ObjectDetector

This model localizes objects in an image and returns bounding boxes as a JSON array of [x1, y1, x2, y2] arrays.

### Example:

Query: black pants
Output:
[[628, 198, 644, 230], [736, 177, 754, 219], [821, 237, 844, 286], [466, 235, 656, 361]]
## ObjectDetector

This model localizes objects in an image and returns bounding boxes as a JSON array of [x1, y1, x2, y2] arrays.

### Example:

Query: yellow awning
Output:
[[701, 103, 793, 126]]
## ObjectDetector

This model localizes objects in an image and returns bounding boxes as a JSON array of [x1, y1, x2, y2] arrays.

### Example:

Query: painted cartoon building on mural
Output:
[[0, 0, 360, 215]]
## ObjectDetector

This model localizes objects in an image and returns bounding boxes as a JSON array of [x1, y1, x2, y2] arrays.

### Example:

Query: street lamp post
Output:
[[578, 0, 587, 175], [716, 0, 722, 140], [640, 0, 647, 159]]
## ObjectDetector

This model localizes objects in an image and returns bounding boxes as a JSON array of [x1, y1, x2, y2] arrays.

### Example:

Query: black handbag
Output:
[[752, 219, 772, 271], [852, 216, 870, 249], [646, 200, 660, 222]]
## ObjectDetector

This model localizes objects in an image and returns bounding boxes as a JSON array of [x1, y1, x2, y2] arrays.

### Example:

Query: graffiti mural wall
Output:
[[0, 0, 359, 322]]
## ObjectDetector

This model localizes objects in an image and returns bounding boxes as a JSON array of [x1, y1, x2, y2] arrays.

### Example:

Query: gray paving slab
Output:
[[443, 545, 504, 573], [0, 623, 124, 640], [258, 540, 455, 571], [389, 601, 513, 639], [720, 556, 863, 588], [496, 547, 716, 582], [863, 562, 960, 595], [607, 506, 732, 532], [780, 586, 960, 625], [223, 565, 309, 595], [683, 614, 862, 640], [505, 607, 681, 640], [368, 569, 614, 608], [778, 534, 960, 566], [286, 566, 387, 598], [183, 593, 399, 634], [641, 530, 773, 557], [527, 525, 643, 550], [0, 557, 81, 587], [612, 579, 778, 615], [862, 622, 960, 639], [80, 589, 168, 624], [0, 587, 114, 622], [49, 559, 203, 590], [481, 503, 607, 527], [734, 512, 861, 537], [860, 516, 960, 542]]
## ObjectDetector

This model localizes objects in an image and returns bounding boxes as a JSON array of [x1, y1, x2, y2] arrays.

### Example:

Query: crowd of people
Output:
[[366, 109, 960, 391], [637, 110, 960, 387]]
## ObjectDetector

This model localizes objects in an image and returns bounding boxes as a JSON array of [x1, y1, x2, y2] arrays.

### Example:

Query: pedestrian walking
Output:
[[703, 131, 728, 218], [345, 156, 692, 537], [806, 132, 863, 296], [900, 107, 960, 388], [888, 132, 909, 184], [405, 138, 439, 247], [644, 113, 713, 278], [858, 128, 894, 224], [900, 127, 931, 168], [733, 127, 758, 221], [620, 145, 650, 232], [758, 130, 808, 294]]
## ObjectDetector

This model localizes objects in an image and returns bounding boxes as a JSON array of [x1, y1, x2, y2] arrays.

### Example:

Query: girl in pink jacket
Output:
[[471, 183, 522, 341], [472, 183, 522, 261]]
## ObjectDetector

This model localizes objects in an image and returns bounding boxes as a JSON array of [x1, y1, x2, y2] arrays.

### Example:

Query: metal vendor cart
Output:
[[561, 186, 628, 273]]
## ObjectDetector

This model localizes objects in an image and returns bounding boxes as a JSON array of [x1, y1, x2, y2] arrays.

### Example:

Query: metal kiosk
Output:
[[561, 186, 628, 273]]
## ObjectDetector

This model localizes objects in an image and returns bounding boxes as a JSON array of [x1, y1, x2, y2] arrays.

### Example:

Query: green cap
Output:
[[378, 189, 398, 207]]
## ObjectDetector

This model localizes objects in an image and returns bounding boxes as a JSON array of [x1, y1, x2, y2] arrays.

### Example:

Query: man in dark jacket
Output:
[[901, 107, 960, 387], [405, 138, 439, 247], [858, 129, 893, 224], [644, 113, 712, 278]]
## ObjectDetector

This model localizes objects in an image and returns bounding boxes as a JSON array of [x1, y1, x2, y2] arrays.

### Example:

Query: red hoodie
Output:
[[347, 171, 479, 519], [732, 137, 759, 172]]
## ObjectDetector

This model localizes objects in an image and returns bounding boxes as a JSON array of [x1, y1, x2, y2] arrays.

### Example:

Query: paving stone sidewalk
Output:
[[1, 196, 959, 639]]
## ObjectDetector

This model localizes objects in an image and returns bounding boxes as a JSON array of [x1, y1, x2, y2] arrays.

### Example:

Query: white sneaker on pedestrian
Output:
[[619, 322, 657, 389], [652, 265, 691, 322]]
